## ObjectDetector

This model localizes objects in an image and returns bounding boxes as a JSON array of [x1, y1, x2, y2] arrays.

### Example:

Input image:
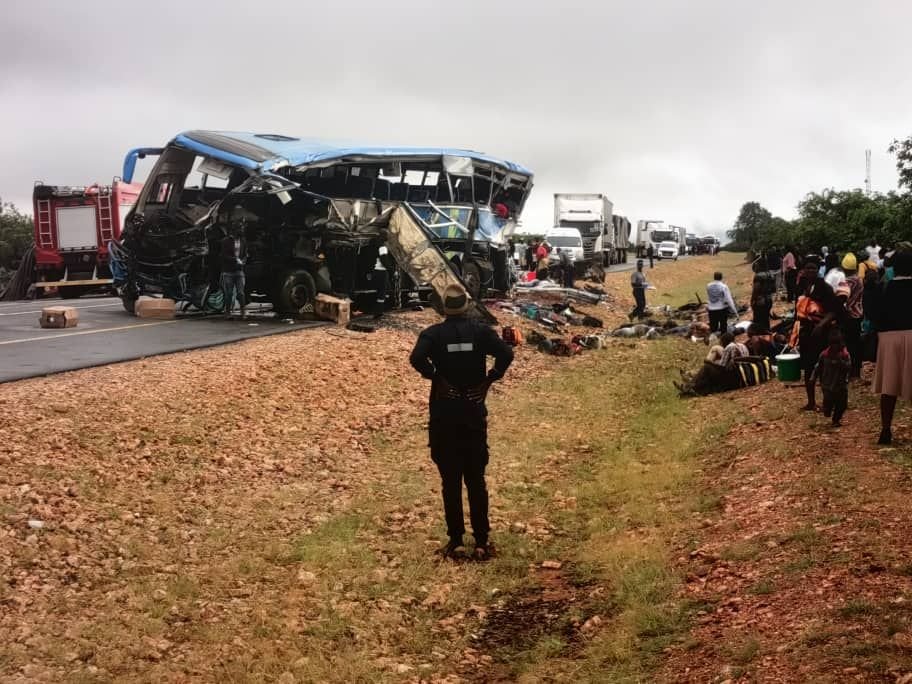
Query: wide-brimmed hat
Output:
[[443, 284, 470, 316]]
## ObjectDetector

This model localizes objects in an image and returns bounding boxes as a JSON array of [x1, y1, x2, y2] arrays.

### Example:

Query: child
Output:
[[811, 327, 852, 426]]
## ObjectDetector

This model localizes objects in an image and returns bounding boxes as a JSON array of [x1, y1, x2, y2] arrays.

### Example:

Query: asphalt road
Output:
[[0, 297, 324, 383]]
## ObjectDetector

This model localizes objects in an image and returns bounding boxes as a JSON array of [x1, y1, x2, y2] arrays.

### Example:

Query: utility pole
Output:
[[865, 149, 872, 196]]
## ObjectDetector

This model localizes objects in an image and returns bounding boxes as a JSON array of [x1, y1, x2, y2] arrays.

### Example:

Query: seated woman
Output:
[[677, 332, 748, 396]]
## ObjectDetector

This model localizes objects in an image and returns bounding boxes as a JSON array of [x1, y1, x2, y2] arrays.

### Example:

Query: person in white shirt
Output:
[[825, 260, 847, 290], [867, 241, 883, 268], [706, 272, 737, 334]]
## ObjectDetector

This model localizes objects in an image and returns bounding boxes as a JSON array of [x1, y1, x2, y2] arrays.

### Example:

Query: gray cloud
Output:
[[2, 0, 911, 237]]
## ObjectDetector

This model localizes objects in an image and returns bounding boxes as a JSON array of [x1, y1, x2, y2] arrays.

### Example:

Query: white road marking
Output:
[[0, 319, 180, 346], [0, 303, 122, 317]]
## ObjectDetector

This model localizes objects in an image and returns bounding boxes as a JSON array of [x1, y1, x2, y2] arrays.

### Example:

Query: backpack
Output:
[[502, 326, 524, 346]]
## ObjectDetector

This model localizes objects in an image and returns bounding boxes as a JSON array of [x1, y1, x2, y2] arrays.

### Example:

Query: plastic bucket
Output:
[[775, 353, 801, 382]]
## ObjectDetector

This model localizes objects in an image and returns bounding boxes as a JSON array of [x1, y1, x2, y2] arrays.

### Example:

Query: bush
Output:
[[0, 199, 33, 271]]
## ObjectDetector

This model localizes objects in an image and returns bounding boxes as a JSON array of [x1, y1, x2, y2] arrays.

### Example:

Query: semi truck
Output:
[[553, 193, 628, 268], [635, 219, 680, 259], [33, 181, 142, 297], [670, 225, 687, 255]]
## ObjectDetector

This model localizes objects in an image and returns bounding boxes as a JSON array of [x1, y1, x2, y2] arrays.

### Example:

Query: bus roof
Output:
[[169, 130, 534, 176]]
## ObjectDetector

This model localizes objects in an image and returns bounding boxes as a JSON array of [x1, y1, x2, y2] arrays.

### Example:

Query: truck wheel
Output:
[[275, 269, 316, 315]]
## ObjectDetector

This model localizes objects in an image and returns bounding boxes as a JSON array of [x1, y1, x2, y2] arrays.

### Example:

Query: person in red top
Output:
[[535, 241, 550, 281]]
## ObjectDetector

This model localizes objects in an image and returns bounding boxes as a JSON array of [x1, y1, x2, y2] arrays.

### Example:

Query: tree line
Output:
[[727, 135, 912, 256], [0, 199, 33, 274]]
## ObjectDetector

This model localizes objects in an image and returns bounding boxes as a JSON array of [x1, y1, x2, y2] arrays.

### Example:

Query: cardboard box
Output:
[[314, 294, 351, 325], [135, 297, 176, 320], [39, 306, 79, 329]]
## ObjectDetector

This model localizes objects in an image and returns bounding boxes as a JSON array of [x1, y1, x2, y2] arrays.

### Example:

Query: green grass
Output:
[[838, 599, 878, 618], [720, 540, 764, 562], [749, 579, 776, 596]]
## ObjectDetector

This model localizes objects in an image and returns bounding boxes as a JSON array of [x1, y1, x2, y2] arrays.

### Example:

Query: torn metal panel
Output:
[[386, 206, 494, 322]]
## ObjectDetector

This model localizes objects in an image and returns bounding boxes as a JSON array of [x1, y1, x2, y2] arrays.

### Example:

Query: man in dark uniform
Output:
[[409, 285, 514, 560]]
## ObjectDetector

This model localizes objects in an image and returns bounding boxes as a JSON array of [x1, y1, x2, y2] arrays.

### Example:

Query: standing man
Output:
[[371, 246, 390, 319], [646, 243, 655, 269], [706, 271, 737, 335], [782, 247, 797, 302], [409, 285, 514, 561], [558, 247, 573, 288], [630, 259, 649, 319], [220, 225, 247, 318]]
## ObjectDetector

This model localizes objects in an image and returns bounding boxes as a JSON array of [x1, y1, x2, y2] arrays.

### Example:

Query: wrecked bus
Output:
[[112, 131, 533, 317]]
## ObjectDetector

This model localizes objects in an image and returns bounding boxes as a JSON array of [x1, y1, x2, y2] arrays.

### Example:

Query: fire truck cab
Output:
[[33, 181, 142, 297]]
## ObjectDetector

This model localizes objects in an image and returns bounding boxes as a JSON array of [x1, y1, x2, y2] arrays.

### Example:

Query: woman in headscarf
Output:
[[867, 250, 912, 444], [792, 256, 846, 412], [839, 253, 864, 379]]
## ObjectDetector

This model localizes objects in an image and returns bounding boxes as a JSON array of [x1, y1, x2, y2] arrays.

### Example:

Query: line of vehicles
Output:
[[541, 195, 719, 272], [26, 134, 721, 311]]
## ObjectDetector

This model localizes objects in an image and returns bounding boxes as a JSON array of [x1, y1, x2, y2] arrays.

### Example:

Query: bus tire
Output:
[[275, 269, 316, 315]]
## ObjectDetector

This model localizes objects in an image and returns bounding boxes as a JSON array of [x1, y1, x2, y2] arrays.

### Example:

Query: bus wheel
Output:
[[275, 269, 316, 315]]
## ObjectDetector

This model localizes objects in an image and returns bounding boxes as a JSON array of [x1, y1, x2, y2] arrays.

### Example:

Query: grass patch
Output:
[[749, 579, 775, 595], [785, 555, 817, 574], [720, 540, 764, 562], [838, 599, 878, 618], [728, 636, 761, 665], [692, 493, 724, 514], [481, 341, 740, 682]]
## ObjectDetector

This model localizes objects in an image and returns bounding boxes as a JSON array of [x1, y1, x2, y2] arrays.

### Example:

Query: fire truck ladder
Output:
[[97, 187, 115, 244], [36, 198, 54, 248]]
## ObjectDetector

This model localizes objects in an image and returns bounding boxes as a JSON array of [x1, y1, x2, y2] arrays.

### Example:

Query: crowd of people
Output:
[[513, 238, 576, 288], [682, 241, 912, 444]]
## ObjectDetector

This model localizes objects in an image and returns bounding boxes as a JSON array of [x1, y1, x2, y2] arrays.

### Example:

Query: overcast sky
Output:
[[2, 1, 910, 237]]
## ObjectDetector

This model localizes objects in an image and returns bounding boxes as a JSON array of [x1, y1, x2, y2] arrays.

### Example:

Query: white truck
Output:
[[635, 219, 680, 259], [670, 225, 688, 256], [553, 193, 626, 268]]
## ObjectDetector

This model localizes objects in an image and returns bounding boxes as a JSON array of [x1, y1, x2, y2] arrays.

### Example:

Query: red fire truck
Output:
[[33, 180, 142, 298]]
